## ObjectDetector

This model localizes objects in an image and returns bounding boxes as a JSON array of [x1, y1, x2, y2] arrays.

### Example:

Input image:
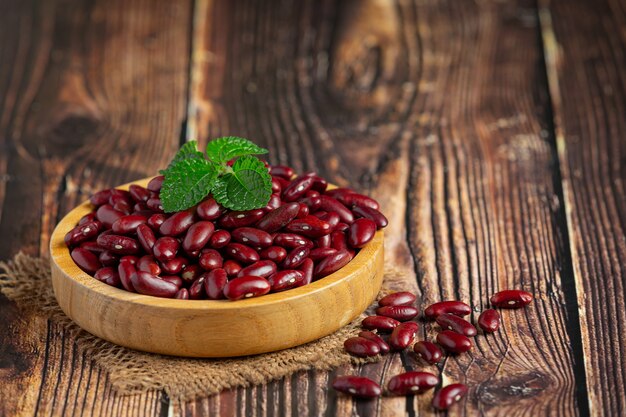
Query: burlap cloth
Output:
[[0, 253, 403, 401]]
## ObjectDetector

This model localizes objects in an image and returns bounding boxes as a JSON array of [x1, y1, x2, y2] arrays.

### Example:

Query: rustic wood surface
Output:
[[0, 0, 623, 415]]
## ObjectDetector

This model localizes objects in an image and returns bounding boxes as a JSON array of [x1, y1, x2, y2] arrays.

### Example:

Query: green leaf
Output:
[[159, 141, 204, 175], [205, 136, 268, 164], [211, 155, 272, 210], [160, 158, 218, 212]]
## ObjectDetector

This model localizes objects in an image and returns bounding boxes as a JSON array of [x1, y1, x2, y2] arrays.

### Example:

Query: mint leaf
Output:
[[205, 136, 268, 164], [160, 141, 204, 175], [211, 155, 272, 210], [160, 158, 218, 212]]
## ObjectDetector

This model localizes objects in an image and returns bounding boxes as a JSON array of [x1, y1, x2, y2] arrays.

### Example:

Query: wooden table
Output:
[[0, 0, 624, 415]]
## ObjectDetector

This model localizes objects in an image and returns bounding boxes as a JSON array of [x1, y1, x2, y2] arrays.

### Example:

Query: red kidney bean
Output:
[[388, 371, 439, 395], [376, 306, 419, 322], [311, 176, 328, 193], [298, 258, 314, 285], [309, 247, 338, 262], [265, 194, 282, 210], [137, 255, 161, 275], [285, 216, 331, 238], [136, 224, 156, 253], [159, 210, 195, 236], [296, 203, 309, 219], [147, 175, 164, 192], [147, 213, 167, 230], [282, 246, 310, 268], [181, 264, 202, 282], [271, 177, 282, 194], [198, 248, 224, 270], [362, 316, 400, 333], [78, 212, 97, 225], [432, 384, 468, 410], [96, 234, 140, 255], [256, 203, 300, 232], [437, 330, 472, 353], [424, 301, 471, 319], [111, 214, 147, 235], [298, 196, 322, 211], [146, 197, 164, 213], [219, 209, 264, 229], [209, 229, 231, 248], [490, 290, 533, 308], [94, 267, 121, 287], [182, 221, 215, 252], [98, 250, 118, 266], [80, 240, 105, 253], [273, 176, 291, 190], [120, 255, 139, 265], [413, 341, 443, 364], [388, 321, 419, 351], [330, 231, 348, 251], [203, 269, 228, 299], [189, 276, 206, 299], [348, 218, 377, 248], [324, 187, 354, 200], [175, 288, 189, 299], [436, 313, 477, 337], [238, 260, 277, 278], [131, 271, 178, 298], [343, 337, 380, 357], [186, 249, 200, 258], [110, 194, 132, 215], [282, 175, 315, 202], [231, 227, 273, 248], [117, 259, 137, 292], [196, 197, 224, 220], [315, 234, 331, 248], [313, 249, 352, 279], [332, 376, 381, 399], [225, 243, 260, 264], [352, 205, 388, 229], [129, 184, 151, 202], [152, 237, 180, 261], [270, 165, 294, 179], [133, 209, 154, 219], [160, 275, 183, 288], [70, 248, 101, 273], [316, 211, 340, 230], [259, 246, 287, 263], [273, 233, 313, 249], [223, 275, 271, 300], [65, 221, 101, 246], [267, 270, 305, 292], [318, 196, 354, 224], [478, 309, 500, 333], [342, 193, 380, 211], [96, 204, 125, 227], [358, 331, 390, 354], [133, 202, 148, 212], [90, 189, 112, 206], [379, 292, 416, 307], [335, 222, 349, 232], [161, 257, 187, 275], [223, 260, 242, 277]]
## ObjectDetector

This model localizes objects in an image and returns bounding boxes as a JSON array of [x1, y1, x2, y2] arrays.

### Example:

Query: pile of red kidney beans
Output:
[[65, 165, 387, 300], [334, 289, 533, 410]]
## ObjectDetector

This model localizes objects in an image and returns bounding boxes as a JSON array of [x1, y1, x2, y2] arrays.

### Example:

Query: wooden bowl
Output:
[[49, 178, 384, 357]]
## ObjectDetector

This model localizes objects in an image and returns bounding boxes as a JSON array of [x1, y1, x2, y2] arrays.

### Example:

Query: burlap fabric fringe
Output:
[[0, 253, 406, 401]]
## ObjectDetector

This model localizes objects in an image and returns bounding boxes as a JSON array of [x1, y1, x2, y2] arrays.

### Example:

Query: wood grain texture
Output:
[[186, 0, 587, 415], [50, 178, 384, 357], [540, 0, 626, 414], [0, 0, 191, 415]]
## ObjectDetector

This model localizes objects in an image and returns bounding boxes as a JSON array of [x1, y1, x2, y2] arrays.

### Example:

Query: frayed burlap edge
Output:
[[0, 253, 406, 402]]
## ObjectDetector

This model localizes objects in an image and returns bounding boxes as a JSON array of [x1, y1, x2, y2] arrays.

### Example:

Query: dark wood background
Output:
[[1, 0, 624, 415]]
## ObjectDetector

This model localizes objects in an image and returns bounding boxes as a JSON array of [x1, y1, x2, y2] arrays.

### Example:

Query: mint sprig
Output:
[[159, 137, 271, 212]]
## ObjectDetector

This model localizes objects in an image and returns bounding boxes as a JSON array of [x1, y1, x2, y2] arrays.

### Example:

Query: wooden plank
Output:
[[186, 0, 586, 415], [0, 0, 192, 415], [540, 0, 626, 414]]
